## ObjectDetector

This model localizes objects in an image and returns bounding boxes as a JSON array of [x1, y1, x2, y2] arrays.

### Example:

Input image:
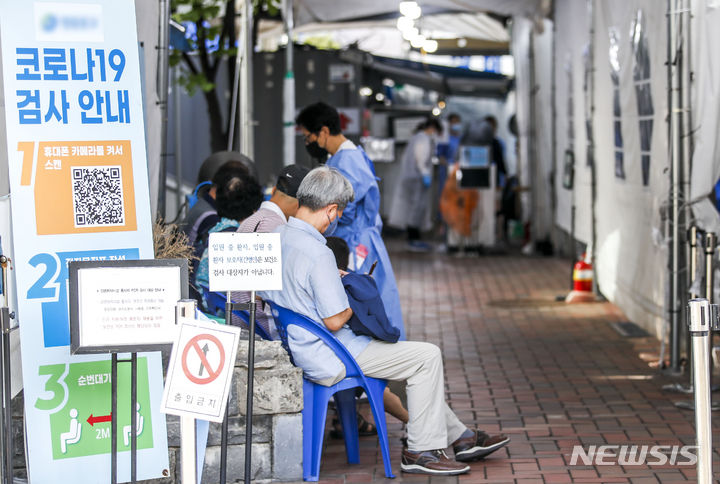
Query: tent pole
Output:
[[682, 0, 694, 291], [667, 0, 686, 374], [528, 30, 537, 249], [157, 0, 171, 220], [587, 0, 598, 295], [174, 66, 184, 215], [282, 0, 296, 166], [227, 26, 241, 152], [240, 0, 255, 159], [550, 10, 559, 254]]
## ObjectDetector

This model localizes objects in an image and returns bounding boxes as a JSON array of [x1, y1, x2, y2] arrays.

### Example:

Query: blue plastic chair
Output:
[[266, 300, 395, 481], [202, 287, 273, 341]]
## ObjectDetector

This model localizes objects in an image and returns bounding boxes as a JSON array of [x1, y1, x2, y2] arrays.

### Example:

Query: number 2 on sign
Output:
[[27, 253, 60, 301]]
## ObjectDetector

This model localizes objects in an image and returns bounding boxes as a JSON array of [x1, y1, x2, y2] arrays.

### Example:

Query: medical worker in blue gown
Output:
[[296, 102, 406, 340]]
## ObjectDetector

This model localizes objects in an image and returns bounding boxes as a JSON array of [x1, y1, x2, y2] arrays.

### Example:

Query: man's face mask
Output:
[[325, 208, 340, 236], [305, 141, 329, 161]]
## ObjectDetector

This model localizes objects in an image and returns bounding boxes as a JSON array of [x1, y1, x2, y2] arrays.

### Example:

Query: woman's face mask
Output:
[[450, 123, 462, 135]]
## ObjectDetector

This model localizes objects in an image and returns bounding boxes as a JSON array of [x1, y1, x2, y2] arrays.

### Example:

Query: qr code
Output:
[[72, 166, 125, 227]]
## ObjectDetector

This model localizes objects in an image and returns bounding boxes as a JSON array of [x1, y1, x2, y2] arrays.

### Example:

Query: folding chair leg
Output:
[[366, 381, 395, 479], [335, 388, 360, 464]]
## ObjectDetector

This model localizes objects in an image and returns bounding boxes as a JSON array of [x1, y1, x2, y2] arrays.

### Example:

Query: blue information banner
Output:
[[0, 1, 170, 482]]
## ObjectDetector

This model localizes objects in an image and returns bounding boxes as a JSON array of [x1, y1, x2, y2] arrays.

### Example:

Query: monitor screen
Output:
[[458, 167, 491, 189], [460, 145, 491, 167]]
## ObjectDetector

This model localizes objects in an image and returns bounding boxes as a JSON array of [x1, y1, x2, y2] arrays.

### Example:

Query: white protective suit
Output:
[[389, 130, 434, 230]]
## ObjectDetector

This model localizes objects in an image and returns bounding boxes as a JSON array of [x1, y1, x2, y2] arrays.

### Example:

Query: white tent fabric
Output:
[[263, 12, 509, 41], [511, 17, 533, 225], [258, 12, 510, 59], [530, 18, 554, 241], [593, 0, 668, 336], [293, 0, 548, 25], [512, 16, 554, 239], [689, 1, 720, 232], [553, 0, 592, 244]]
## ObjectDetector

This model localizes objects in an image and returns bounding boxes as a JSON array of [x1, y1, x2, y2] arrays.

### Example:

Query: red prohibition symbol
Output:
[[181, 333, 226, 384]]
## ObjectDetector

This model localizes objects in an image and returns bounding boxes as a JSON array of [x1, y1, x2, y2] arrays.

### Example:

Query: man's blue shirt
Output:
[[261, 217, 371, 382]]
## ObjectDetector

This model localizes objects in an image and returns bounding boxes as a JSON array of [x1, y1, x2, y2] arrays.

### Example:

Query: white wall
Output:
[[553, 0, 592, 245]]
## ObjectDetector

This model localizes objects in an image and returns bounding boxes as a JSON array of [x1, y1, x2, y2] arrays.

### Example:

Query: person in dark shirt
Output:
[[483, 115, 507, 187]]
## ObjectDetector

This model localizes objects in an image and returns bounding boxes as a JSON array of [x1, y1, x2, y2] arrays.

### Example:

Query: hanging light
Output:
[[423, 39, 438, 53], [399, 1, 422, 20], [402, 27, 419, 41], [397, 16, 414, 32], [410, 34, 425, 49], [432, 107, 441, 116], [359, 86, 373, 97], [375, 92, 386, 102]]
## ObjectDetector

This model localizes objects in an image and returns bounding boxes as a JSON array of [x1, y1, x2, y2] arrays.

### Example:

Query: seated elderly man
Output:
[[261, 166, 509, 476]]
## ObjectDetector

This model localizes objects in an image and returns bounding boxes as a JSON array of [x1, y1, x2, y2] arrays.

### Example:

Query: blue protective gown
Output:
[[327, 145, 406, 340]]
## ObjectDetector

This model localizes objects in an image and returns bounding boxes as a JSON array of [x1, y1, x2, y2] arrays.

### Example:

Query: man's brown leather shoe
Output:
[[400, 448, 470, 475], [453, 430, 510, 462]]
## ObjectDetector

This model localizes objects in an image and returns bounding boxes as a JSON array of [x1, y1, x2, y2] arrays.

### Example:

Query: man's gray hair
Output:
[[297, 166, 354, 211]]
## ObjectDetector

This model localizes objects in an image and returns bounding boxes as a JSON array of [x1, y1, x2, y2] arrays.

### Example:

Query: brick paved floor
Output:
[[289, 248, 717, 483]]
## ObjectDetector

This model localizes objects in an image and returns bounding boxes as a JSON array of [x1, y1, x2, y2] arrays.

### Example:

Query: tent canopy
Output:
[[291, 0, 548, 24], [259, 0, 549, 58]]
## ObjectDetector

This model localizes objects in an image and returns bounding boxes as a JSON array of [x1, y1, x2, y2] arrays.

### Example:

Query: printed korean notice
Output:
[[74, 264, 182, 350], [208, 232, 282, 292]]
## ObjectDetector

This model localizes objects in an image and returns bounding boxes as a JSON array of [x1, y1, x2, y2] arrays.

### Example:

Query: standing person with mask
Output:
[[295, 102, 406, 341], [389, 118, 443, 252]]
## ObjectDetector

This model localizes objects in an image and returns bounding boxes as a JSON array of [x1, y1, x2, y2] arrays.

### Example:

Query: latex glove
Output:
[[422, 174, 432, 188]]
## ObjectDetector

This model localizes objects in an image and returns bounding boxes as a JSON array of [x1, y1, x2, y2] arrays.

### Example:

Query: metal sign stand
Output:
[[674, 233, 720, 411], [0, 307, 14, 484], [664, 226, 700, 395], [687, 299, 714, 483], [0, 244, 16, 484], [110, 352, 139, 484], [221, 291, 257, 484], [176, 300, 198, 484]]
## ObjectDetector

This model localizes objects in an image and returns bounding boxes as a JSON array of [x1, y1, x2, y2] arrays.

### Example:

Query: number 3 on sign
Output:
[[35, 364, 68, 412]]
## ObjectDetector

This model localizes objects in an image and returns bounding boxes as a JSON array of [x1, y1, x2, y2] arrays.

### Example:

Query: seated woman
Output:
[[193, 165, 263, 311]]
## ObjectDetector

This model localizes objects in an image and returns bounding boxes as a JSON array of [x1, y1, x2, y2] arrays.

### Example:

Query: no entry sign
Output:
[[161, 317, 241, 422], [181, 334, 225, 385]]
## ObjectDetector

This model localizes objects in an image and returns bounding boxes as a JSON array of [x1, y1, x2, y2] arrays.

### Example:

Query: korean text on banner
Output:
[[0, 1, 169, 482]]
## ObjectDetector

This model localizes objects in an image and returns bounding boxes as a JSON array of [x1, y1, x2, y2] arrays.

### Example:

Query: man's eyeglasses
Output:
[[303, 132, 317, 145]]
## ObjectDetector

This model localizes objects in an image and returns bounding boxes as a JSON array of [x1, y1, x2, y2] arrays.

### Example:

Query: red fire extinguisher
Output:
[[566, 253, 595, 303], [572, 253, 593, 293]]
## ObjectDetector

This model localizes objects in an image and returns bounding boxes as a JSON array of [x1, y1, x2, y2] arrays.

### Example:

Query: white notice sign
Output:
[[77, 265, 181, 349], [161, 317, 241, 422], [208, 232, 282, 292]]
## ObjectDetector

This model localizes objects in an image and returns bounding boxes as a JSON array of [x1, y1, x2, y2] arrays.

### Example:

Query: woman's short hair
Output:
[[296, 166, 354, 211], [213, 166, 263, 221]]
